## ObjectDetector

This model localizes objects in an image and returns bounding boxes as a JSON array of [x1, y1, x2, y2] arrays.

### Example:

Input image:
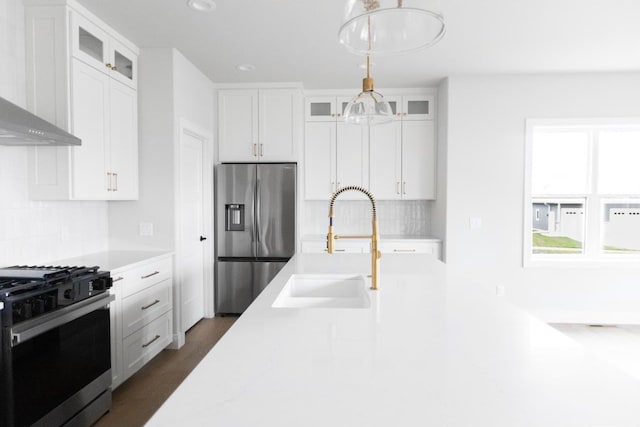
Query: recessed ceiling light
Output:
[[237, 64, 256, 72], [187, 0, 216, 12]]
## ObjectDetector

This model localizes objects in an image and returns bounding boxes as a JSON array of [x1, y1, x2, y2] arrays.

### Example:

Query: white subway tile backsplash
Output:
[[303, 200, 431, 236]]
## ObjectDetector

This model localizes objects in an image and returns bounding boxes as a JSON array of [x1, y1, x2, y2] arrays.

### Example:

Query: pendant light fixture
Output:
[[343, 55, 393, 125], [338, 0, 446, 56]]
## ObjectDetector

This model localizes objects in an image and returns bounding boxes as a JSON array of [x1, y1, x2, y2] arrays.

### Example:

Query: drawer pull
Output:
[[335, 249, 346, 252], [393, 249, 416, 252], [141, 271, 160, 279], [141, 299, 160, 310], [142, 334, 161, 348], [112, 276, 124, 282]]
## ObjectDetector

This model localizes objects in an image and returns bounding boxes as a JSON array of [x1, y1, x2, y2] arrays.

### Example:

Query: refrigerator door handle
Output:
[[255, 178, 261, 243]]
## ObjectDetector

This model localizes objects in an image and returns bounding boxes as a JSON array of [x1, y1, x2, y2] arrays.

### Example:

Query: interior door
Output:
[[256, 164, 296, 258], [179, 130, 205, 332]]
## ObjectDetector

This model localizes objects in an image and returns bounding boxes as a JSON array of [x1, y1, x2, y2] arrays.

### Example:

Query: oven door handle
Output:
[[10, 293, 115, 347]]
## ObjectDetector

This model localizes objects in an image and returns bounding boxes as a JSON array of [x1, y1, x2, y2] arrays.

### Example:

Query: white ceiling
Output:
[[75, 0, 640, 89]]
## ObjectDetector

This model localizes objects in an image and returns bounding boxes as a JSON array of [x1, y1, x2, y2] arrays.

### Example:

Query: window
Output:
[[525, 119, 640, 264]]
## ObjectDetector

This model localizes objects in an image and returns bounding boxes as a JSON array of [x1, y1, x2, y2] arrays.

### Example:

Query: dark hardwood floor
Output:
[[94, 316, 237, 427]]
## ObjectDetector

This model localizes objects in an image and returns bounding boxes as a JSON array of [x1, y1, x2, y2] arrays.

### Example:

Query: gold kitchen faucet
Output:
[[327, 185, 381, 290]]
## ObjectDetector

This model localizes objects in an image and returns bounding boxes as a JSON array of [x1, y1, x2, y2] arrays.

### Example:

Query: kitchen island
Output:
[[147, 254, 640, 426]]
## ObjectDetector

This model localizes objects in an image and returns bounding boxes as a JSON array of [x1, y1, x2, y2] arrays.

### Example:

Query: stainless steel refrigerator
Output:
[[215, 163, 296, 314]]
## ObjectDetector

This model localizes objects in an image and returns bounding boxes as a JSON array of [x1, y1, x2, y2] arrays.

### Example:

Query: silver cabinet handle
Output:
[[252, 143, 257, 156], [141, 299, 160, 310], [112, 276, 124, 282], [142, 334, 161, 348], [335, 249, 346, 252], [259, 143, 264, 157], [403, 182, 407, 195], [396, 182, 400, 195], [141, 271, 160, 279], [113, 172, 118, 191], [393, 249, 416, 253]]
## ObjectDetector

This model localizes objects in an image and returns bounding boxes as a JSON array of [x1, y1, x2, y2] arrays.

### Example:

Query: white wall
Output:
[[444, 73, 640, 323], [108, 48, 214, 251], [431, 78, 448, 259], [0, 0, 108, 266]]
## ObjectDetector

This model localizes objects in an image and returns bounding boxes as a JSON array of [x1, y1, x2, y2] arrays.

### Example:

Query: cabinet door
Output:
[[258, 89, 299, 161], [402, 121, 436, 199], [305, 96, 337, 121], [71, 12, 110, 74], [383, 95, 403, 121], [218, 90, 258, 161], [369, 121, 402, 200], [70, 58, 110, 199], [109, 79, 138, 200], [304, 122, 336, 200], [109, 38, 137, 89], [402, 94, 434, 120], [336, 123, 369, 200]]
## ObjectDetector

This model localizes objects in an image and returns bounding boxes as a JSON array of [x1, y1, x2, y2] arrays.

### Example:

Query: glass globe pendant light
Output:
[[343, 55, 393, 125], [338, 0, 446, 56]]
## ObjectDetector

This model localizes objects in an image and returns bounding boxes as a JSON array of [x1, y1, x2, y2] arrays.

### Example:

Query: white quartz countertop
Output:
[[50, 250, 173, 272], [147, 254, 640, 426]]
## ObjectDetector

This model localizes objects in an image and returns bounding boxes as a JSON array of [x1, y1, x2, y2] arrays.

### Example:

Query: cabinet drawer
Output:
[[122, 310, 172, 381], [122, 256, 173, 297], [378, 241, 440, 257], [301, 240, 366, 253], [122, 278, 172, 337]]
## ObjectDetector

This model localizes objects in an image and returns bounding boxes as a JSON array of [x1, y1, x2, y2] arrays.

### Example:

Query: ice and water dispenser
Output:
[[225, 204, 245, 231]]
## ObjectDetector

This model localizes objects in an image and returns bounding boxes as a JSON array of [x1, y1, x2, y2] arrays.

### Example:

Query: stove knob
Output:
[[64, 288, 74, 300]]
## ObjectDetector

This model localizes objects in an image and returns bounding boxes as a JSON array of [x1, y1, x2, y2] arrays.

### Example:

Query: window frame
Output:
[[524, 117, 640, 267]]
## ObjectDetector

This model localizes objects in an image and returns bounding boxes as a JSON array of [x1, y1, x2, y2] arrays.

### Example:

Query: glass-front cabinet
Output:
[[385, 94, 434, 120], [305, 96, 351, 121], [71, 12, 137, 89]]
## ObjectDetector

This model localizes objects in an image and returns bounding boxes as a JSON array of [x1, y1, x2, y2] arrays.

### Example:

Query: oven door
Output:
[[3, 293, 114, 427]]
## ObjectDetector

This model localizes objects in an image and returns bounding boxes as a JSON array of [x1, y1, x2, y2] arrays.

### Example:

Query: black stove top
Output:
[[0, 265, 112, 326]]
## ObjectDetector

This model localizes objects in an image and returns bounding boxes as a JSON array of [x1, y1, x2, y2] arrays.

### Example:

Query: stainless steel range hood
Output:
[[0, 96, 81, 146]]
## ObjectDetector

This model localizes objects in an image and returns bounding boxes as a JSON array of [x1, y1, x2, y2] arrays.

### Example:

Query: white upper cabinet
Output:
[[25, 1, 139, 200], [304, 96, 352, 122], [218, 88, 301, 162], [385, 94, 434, 121], [304, 121, 368, 200], [369, 115, 436, 200], [71, 11, 137, 89]]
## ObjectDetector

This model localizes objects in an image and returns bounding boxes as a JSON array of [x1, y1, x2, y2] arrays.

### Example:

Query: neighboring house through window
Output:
[[524, 118, 640, 265]]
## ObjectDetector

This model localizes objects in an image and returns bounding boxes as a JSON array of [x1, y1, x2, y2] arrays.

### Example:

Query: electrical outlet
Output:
[[469, 217, 482, 230], [139, 222, 154, 237], [496, 285, 505, 297]]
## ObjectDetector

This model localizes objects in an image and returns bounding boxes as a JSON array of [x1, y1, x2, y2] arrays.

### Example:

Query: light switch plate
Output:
[[469, 217, 482, 229], [139, 222, 154, 236]]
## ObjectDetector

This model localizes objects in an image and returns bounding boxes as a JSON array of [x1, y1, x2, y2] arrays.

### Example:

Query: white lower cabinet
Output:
[[301, 239, 367, 253], [110, 254, 173, 389], [122, 311, 173, 380], [378, 240, 441, 258], [301, 238, 442, 259]]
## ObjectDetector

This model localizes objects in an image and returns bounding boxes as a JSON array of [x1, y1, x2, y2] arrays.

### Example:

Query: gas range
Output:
[[0, 265, 112, 327], [0, 265, 114, 427]]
